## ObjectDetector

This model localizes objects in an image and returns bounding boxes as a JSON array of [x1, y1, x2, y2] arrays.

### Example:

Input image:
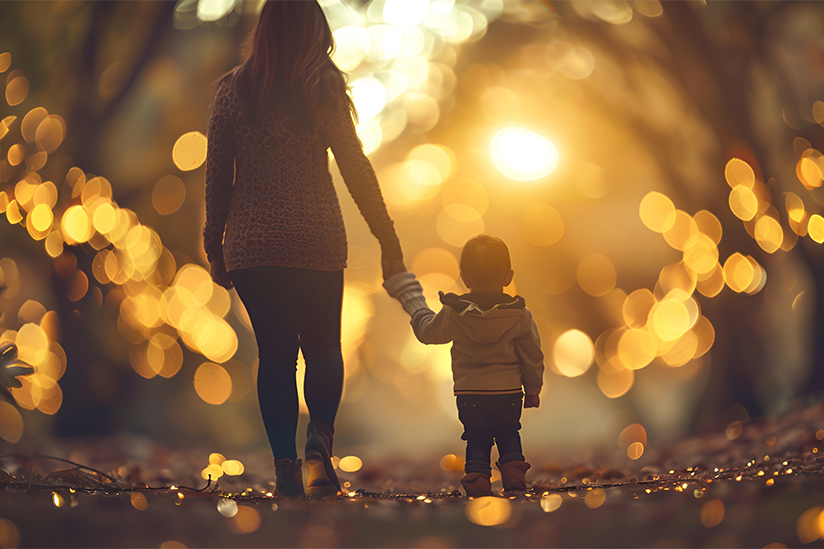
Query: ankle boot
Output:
[[497, 460, 530, 493], [460, 472, 493, 497], [274, 458, 304, 498], [305, 420, 340, 499]]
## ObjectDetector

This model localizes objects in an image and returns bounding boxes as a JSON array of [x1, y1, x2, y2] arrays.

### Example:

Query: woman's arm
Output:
[[324, 100, 403, 266], [203, 81, 236, 269]]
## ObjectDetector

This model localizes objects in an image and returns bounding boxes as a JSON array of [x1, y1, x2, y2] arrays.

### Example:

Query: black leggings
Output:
[[231, 266, 344, 460]]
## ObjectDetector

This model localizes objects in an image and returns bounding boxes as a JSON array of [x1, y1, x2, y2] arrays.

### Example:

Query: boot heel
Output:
[[305, 421, 341, 499], [306, 451, 338, 499]]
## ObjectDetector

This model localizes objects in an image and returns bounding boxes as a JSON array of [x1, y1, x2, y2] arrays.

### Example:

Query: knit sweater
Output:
[[203, 76, 402, 272], [383, 272, 545, 395]]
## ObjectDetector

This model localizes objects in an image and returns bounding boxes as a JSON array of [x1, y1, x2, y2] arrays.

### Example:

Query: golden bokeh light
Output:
[[656, 262, 697, 298], [490, 127, 558, 182], [723, 253, 756, 293], [622, 289, 655, 329], [540, 493, 563, 513], [520, 202, 565, 247], [21, 107, 48, 143], [412, 247, 459, 282], [650, 298, 691, 342], [406, 143, 456, 185], [338, 455, 363, 473], [729, 185, 758, 221], [465, 496, 512, 526], [5, 200, 22, 224], [693, 209, 722, 245], [696, 264, 724, 298], [440, 454, 464, 472], [724, 158, 755, 189], [229, 506, 261, 534], [0, 115, 15, 141], [194, 362, 233, 405], [786, 192, 805, 223], [152, 175, 186, 216], [618, 422, 647, 445], [627, 441, 644, 460], [331, 26, 371, 72], [814, 101, 824, 125], [7, 144, 24, 167], [754, 215, 783, 253], [130, 492, 148, 511], [0, 401, 24, 443], [35, 115, 66, 153], [797, 155, 823, 190], [92, 203, 117, 234], [436, 204, 484, 247], [0, 518, 20, 549], [553, 329, 594, 377], [6, 75, 29, 106], [172, 131, 207, 171], [380, 161, 442, 208], [597, 368, 634, 399], [701, 499, 725, 528], [29, 203, 54, 233], [440, 178, 489, 215], [639, 191, 676, 233], [584, 488, 606, 509], [576, 253, 616, 297], [617, 328, 657, 370], [0, 52, 10, 72], [351, 77, 388, 121], [796, 506, 824, 545], [808, 214, 824, 244], [61, 205, 93, 244], [663, 210, 699, 251], [683, 234, 719, 275], [222, 459, 245, 476]]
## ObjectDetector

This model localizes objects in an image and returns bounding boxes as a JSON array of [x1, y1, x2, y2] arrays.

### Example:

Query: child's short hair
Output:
[[460, 234, 512, 286]]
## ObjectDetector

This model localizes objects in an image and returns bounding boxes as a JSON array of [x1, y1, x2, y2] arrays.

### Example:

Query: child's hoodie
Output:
[[383, 272, 544, 396]]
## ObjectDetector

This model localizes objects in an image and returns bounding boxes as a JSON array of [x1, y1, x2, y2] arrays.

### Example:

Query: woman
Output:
[[204, 0, 405, 499]]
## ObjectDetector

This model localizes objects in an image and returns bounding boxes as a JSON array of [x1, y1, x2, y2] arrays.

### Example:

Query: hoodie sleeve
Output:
[[383, 272, 453, 345], [514, 308, 544, 394]]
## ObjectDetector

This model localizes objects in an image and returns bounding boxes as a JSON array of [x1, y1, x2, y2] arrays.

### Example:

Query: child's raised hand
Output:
[[524, 393, 540, 408]]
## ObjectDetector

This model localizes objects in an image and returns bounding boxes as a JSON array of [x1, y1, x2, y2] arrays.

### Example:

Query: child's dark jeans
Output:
[[456, 393, 525, 476]]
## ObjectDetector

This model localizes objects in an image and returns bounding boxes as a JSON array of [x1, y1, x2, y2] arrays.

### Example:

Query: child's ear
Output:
[[503, 269, 514, 287], [460, 271, 471, 289]]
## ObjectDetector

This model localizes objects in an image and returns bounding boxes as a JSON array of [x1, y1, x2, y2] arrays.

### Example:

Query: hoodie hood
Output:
[[439, 292, 526, 345]]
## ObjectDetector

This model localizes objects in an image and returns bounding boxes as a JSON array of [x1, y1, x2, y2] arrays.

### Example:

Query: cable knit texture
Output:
[[204, 76, 402, 272]]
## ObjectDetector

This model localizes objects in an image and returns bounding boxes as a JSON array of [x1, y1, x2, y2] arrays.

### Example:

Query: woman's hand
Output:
[[381, 255, 406, 281], [210, 259, 233, 290], [524, 393, 540, 408]]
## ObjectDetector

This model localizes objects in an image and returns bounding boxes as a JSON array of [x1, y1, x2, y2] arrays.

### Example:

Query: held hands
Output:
[[210, 259, 233, 290], [524, 393, 540, 409]]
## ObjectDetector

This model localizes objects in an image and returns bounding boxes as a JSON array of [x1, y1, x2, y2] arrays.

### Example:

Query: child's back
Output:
[[384, 235, 544, 497]]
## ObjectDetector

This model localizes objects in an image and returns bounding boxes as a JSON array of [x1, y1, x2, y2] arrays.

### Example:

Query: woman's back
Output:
[[204, 73, 401, 273]]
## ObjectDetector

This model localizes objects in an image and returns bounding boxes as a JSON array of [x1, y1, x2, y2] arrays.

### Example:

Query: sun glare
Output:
[[490, 127, 559, 182]]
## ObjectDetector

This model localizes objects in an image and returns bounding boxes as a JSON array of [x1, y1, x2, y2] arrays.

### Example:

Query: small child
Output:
[[383, 234, 544, 497]]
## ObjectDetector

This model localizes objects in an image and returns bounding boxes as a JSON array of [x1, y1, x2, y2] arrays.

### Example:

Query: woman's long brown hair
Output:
[[233, 0, 355, 127]]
